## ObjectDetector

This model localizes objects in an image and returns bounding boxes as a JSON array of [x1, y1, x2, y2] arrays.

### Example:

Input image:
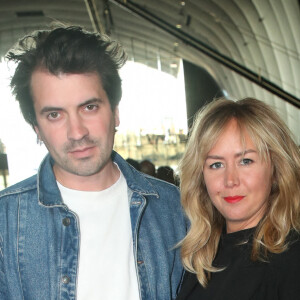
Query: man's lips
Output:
[[68, 146, 95, 158], [69, 146, 94, 153], [224, 195, 245, 203]]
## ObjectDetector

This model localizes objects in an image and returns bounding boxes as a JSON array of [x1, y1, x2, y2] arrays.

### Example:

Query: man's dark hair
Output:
[[6, 25, 127, 128]]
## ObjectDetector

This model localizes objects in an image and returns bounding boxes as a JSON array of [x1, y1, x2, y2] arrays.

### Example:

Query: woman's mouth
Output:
[[224, 195, 245, 203]]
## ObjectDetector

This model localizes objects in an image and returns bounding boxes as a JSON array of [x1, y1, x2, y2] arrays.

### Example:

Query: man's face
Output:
[[31, 70, 119, 186]]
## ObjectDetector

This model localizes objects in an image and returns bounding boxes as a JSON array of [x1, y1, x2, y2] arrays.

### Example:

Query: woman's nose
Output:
[[224, 165, 240, 187]]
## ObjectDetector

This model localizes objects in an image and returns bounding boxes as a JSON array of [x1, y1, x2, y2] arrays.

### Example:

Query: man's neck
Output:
[[53, 161, 120, 191]]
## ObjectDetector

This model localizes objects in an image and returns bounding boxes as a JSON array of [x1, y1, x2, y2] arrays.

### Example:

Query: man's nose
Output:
[[67, 115, 89, 141]]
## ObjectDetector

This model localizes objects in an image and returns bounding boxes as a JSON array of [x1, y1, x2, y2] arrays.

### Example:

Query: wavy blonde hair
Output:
[[179, 97, 300, 287]]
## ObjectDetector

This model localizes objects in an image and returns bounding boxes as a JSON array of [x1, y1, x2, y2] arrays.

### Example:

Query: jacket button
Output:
[[62, 217, 71, 226], [62, 275, 70, 284]]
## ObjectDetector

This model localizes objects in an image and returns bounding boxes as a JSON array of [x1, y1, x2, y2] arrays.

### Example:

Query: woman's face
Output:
[[203, 119, 273, 233]]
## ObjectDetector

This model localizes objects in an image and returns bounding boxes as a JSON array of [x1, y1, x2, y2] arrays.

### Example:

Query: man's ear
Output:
[[34, 126, 41, 140], [114, 106, 120, 127], [34, 126, 43, 145]]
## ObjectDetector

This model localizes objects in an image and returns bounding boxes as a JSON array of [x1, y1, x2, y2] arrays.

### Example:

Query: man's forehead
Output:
[[30, 70, 106, 105]]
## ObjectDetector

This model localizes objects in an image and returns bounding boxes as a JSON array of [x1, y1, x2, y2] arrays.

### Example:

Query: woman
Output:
[[176, 98, 300, 300]]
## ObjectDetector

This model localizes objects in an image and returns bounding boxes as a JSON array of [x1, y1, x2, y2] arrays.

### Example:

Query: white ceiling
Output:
[[0, 0, 299, 143]]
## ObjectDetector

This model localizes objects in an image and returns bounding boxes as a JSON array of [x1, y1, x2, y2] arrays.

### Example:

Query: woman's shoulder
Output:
[[270, 230, 300, 264], [266, 230, 300, 282], [287, 230, 300, 249], [265, 231, 300, 297], [176, 271, 198, 300]]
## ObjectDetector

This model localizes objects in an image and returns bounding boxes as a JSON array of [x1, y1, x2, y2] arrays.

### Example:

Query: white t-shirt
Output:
[[57, 171, 140, 300]]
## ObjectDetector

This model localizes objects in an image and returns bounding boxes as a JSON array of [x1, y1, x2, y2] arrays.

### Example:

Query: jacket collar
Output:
[[111, 151, 159, 197], [37, 151, 159, 207], [37, 154, 64, 207]]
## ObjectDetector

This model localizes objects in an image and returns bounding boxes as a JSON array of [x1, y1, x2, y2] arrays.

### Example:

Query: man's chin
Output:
[[67, 162, 103, 177]]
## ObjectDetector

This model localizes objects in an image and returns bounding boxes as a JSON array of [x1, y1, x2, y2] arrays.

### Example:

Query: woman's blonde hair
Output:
[[179, 97, 300, 287]]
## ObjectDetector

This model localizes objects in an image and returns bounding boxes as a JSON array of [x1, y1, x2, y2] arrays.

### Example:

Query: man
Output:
[[0, 26, 186, 300]]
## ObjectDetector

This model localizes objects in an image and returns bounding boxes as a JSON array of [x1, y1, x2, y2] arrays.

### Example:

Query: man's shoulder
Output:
[[0, 174, 37, 199], [123, 163, 180, 199], [113, 151, 180, 195], [144, 174, 179, 193]]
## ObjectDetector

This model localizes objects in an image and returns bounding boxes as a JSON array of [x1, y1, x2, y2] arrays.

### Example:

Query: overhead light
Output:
[[181, 1, 186, 6], [174, 42, 179, 47], [170, 63, 178, 68], [176, 24, 182, 29]]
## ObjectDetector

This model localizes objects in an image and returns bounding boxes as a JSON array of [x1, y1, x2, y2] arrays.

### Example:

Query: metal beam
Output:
[[84, 0, 104, 34], [110, 0, 300, 108]]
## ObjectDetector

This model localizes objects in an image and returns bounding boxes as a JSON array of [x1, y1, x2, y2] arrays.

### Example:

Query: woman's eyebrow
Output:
[[206, 149, 257, 160]]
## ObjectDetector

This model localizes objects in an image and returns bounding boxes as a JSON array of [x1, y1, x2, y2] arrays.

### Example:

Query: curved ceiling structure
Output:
[[0, 0, 299, 143]]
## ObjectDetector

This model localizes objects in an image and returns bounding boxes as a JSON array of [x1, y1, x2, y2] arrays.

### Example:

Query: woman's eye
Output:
[[240, 158, 253, 165], [210, 162, 223, 169]]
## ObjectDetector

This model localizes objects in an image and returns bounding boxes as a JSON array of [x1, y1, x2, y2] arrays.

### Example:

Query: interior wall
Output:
[[183, 59, 224, 128]]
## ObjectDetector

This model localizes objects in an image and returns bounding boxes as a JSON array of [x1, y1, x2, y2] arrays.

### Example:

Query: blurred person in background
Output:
[[126, 158, 141, 171], [157, 165, 176, 185], [140, 159, 156, 177]]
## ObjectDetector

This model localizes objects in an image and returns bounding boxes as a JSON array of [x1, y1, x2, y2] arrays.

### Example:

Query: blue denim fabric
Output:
[[0, 151, 187, 300]]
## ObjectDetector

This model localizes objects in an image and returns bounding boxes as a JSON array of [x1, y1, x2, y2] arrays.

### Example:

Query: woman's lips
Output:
[[224, 195, 245, 204]]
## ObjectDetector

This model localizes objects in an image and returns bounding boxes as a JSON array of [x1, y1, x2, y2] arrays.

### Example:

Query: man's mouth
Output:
[[68, 146, 96, 158]]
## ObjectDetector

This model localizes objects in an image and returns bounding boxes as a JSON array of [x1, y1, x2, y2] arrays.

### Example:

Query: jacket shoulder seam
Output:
[[0, 184, 37, 198]]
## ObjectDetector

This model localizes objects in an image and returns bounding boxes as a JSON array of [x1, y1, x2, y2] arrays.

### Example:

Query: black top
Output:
[[176, 228, 300, 300]]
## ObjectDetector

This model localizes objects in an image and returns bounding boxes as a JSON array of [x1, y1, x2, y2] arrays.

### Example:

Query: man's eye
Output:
[[209, 162, 223, 169], [85, 104, 98, 111], [47, 112, 60, 120], [240, 158, 253, 165]]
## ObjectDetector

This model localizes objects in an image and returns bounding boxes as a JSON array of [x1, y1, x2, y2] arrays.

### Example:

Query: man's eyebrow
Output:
[[206, 149, 257, 160], [78, 98, 103, 107], [39, 98, 103, 115], [39, 106, 62, 115]]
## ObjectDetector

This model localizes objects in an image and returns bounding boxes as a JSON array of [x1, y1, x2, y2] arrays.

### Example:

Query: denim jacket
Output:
[[0, 151, 187, 300]]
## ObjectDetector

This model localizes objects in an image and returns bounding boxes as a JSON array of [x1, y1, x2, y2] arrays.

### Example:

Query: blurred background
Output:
[[0, 0, 299, 189]]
